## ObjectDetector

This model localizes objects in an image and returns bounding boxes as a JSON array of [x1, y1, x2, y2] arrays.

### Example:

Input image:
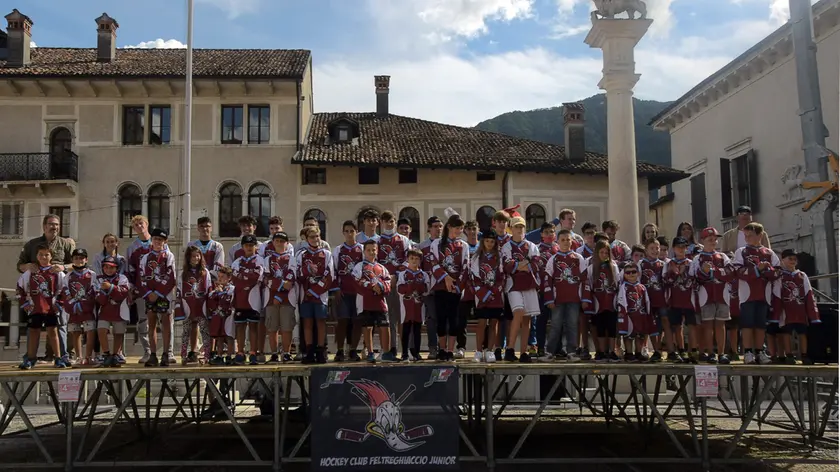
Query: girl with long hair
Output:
[[674, 222, 703, 258], [429, 214, 469, 360], [471, 230, 505, 363], [641, 223, 659, 245], [175, 245, 212, 364], [583, 239, 621, 362], [92, 233, 126, 276]]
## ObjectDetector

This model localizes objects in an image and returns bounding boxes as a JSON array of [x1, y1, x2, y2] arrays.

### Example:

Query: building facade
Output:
[[650, 0, 840, 258], [0, 8, 685, 299]]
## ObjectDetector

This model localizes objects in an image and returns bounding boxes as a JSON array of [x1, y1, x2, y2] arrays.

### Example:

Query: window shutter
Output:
[[690, 173, 708, 230], [720, 158, 733, 218], [747, 149, 759, 214]]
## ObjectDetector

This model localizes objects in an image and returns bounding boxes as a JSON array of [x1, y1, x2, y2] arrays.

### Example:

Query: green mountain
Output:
[[474, 94, 673, 167]]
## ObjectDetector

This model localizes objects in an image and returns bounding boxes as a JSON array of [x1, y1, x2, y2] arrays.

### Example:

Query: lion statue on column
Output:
[[591, 0, 647, 20]]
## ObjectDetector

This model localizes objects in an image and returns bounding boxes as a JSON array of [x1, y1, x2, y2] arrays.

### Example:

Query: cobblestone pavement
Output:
[[0, 403, 836, 471]]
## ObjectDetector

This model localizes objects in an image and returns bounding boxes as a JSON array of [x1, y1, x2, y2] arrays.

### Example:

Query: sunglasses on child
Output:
[[624, 270, 638, 275]]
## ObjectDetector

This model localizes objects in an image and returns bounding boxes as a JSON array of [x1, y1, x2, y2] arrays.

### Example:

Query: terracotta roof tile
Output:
[[0, 48, 310, 79], [295, 112, 688, 187]]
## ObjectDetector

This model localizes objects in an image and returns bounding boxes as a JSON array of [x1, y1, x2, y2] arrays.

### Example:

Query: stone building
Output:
[[650, 0, 839, 259]]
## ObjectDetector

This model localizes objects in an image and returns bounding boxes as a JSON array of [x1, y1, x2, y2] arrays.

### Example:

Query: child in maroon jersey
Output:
[[725, 252, 741, 361], [582, 240, 621, 363], [333, 221, 364, 362], [638, 239, 667, 362], [530, 222, 559, 357], [691, 227, 735, 364], [138, 229, 177, 367], [94, 256, 131, 368], [675, 222, 703, 259], [231, 234, 266, 366], [471, 230, 505, 363], [354, 240, 396, 363], [175, 245, 212, 365], [397, 249, 430, 362], [617, 262, 655, 362], [296, 227, 333, 364], [771, 250, 821, 364], [379, 211, 413, 357], [207, 267, 236, 365], [263, 232, 297, 363], [543, 229, 588, 362], [430, 215, 469, 361], [17, 245, 66, 370], [663, 237, 699, 363], [631, 245, 645, 266], [501, 217, 542, 363], [602, 220, 631, 263], [61, 249, 97, 365]]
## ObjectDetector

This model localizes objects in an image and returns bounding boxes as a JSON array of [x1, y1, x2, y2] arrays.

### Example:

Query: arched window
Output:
[[147, 184, 170, 233], [526, 204, 546, 232], [118, 183, 142, 238], [49, 127, 73, 179], [475, 205, 496, 232], [304, 208, 327, 237], [398, 207, 420, 242], [356, 206, 380, 236], [248, 183, 271, 238], [218, 183, 243, 238]]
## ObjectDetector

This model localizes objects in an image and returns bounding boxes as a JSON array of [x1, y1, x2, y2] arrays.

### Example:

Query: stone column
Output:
[[585, 18, 652, 242]]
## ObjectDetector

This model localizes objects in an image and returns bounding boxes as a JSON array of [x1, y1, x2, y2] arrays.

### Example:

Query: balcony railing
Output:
[[0, 152, 79, 182]]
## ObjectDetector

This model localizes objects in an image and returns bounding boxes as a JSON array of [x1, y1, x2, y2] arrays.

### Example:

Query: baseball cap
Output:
[[482, 229, 498, 240], [102, 256, 118, 267], [272, 231, 289, 241], [150, 228, 168, 239], [71, 248, 88, 258], [510, 216, 526, 228], [737, 205, 752, 214], [241, 234, 258, 245], [699, 227, 721, 239], [397, 217, 411, 227], [781, 249, 798, 258], [672, 236, 689, 247]]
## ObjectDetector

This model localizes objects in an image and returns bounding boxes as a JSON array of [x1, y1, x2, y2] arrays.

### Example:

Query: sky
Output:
[[16, 0, 809, 126]]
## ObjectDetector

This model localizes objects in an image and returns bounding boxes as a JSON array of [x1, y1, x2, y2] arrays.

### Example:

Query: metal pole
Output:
[[181, 0, 194, 251], [789, 0, 838, 297]]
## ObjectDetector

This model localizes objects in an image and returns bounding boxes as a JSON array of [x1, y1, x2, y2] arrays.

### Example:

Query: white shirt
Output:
[[736, 230, 746, 250]]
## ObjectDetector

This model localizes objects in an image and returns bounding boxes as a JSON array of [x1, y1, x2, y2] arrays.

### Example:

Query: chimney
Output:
[[4, 9, 33, 68], [563, 102, 586, 163], [95, 13, 119, 63], [375, 75, 390, 117]]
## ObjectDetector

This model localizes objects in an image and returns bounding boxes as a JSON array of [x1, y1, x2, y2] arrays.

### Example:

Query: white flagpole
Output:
[[181, 0, 194, 250]]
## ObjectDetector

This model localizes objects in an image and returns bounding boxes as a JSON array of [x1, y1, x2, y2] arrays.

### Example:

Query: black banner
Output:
[[310, 366, 460, 471]]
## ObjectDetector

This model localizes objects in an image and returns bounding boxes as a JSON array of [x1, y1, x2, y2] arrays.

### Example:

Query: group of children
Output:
[[16, 207, 822, 369]]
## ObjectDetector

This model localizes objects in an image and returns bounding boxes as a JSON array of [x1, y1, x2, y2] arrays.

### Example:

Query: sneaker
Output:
[[554, 349, 565, 360], [730, 352, 741, 362], [687, 351, 700, 364], [366, 352, 376, 363], [209, 355, 226, 366], [519, 353, 532, 363], [233, 353, 246, 366], [454, 348, 466, 359], [160, 353, 171, 367], [282, 353, 293, 363], [494, 348, 503, 361], [538, 348, 548, 359], [593, 352, 606, 363], [538, 352, 555, 362], [302, 351, 316, 365], [677, 351, 690, 364], [115, 353, 126, 365], [381, 352, 398, 363], [409, 349, 421, 362], [249, 354, 259, 365], [743, 351, 756, 365], [139, 352, 151, 364], [608, 352, 621, 363], [580, 350, 592, 361], [18, 356, 33, 370], [474, 351, 484, 363], [650, 351, 663, 363], [706, 354, 718, 364], [718, 354, 731, 365], [624, 352, 635, 363], [565, 352, 581, 362], [427, 347, 439, 360], [294, 352, 304, 362], [185, 351, 197, 364], [435, 349, 447, 361], [698, 352, 710, 363], [503, 348, 518, 362], [316, 348, 328, 364], [267, 354, 280, 364], [775, 355, 787, 365], [256, 353, 266, 364], [527, 346, 537, 356], [144, 353, 159, 367], [348, 350, 362, 362], [802, 356, 814, 365], [100, 355, 112, 368], [757, 351, 772, 365], [334, 350, 346, 363], [484, 349, 497, 363], [784, 355, 797, 365], [667, 351, 680, 362], [445, 351, 455, 361]]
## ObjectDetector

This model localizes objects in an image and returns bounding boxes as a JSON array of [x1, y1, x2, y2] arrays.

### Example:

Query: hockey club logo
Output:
[[423, 368, 455, 387], [625, 289, 644, 314], [478, 258, 498, 287], [336, 380, 434, 452], [30, 272, 52, 298], [642, 267, 662, 290], [68, 280, 87, 302], [337, 253, 356, 276], [782, 280, 804, 304], [556, 261, 580, 284], [320, 370, 351, 388], [380, 242, 397, 266]]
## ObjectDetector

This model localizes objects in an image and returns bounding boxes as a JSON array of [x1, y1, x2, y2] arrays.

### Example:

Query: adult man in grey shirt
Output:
[[17, 214, 75, 360]]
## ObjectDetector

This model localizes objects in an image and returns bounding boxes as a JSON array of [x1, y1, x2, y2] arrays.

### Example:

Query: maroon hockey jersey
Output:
[[691, 251, 734, 306], [333, 243, 363, 295], [263, 248, 297, 306], [353, 260, 391, 313], [502, 239, 541, 292], [138, 249, 176, 302], [17, 268, 63, 315], [231, 255, 265, 311], [174, 267, 211, 320], [397, 269, 430, 323], [470, 252, 506, 309], [93, 273, 131, 322], [638, 258, 668, 308], [732, 245, 779, 304], [663, 257, 695, 310], [771, 270, 821, 326], [617, 281, 655, 336], [377, 232, 412, 275], [296, 246, 333, 305], [61, 268, 96, 323], [582, 260, 620, 314], [430, 238, 469, 292], [543, 251, 588, 304]]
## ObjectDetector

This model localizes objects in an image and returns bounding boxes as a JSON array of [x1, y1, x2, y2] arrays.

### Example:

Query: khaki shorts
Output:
[[700, 303, 731, 322], [265, 304, 296, 332], [68, 320, 96, 333], [97, 320, 128, 334]]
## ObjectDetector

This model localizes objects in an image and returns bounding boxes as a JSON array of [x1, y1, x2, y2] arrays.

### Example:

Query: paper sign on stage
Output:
[[58, 371, 82, 402], [694, 366, 718, 398]]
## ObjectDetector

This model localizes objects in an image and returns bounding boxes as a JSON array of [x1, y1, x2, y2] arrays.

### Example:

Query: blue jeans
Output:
[[528, 299, 550, 348], [546, 302, 580, 355]]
